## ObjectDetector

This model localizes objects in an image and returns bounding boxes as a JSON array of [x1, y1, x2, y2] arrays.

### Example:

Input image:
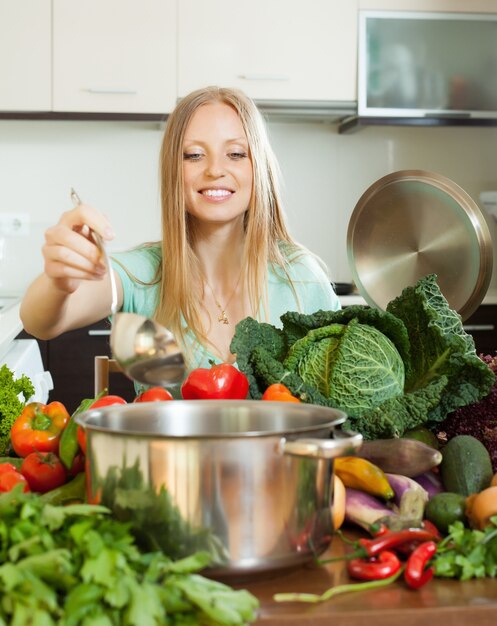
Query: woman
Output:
[[20, 86, 340, 370]]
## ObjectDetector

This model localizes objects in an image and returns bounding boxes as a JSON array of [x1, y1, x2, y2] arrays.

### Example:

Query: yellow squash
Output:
[[334, 456, 394, 500]]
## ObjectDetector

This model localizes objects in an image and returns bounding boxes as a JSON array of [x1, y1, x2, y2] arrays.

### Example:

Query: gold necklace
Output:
[[205, 274, 241, 325]]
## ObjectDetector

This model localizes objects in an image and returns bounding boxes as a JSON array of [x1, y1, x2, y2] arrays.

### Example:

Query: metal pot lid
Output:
[[347, 170, 493, 321]]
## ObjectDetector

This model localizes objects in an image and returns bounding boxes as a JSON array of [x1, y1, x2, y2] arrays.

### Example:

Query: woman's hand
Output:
[[42, 203, 115, 294]]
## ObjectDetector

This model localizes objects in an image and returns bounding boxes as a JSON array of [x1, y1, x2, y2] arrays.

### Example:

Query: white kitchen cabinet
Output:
[[359, 0, 497, 13], [178, 0, 358, 103], [52, 0, 177, 114], [0, 0, 51, 111]]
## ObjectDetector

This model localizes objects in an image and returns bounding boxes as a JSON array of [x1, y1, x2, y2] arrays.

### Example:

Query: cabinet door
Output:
[[53, 0, 177, 114], [0, 0, 51, 111], [46, 320, 135, 414], [178, 0, 358, 102]]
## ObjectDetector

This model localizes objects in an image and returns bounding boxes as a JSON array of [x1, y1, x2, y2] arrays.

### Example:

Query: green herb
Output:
[[0, 486, 259, 625], [433, 516, 497, 580], [0, 364, 35, 456], [231, 274, 495, 439]]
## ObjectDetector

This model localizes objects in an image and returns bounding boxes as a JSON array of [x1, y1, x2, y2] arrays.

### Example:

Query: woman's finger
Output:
[[44, 224, 107, 270], [59, 204, 115, 241]]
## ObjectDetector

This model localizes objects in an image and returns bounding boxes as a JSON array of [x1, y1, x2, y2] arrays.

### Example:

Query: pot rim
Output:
[[75, 399, 348, 439]]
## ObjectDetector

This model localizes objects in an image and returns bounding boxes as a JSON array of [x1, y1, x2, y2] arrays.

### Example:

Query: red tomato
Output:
[[90, 395, 127, 408], [20, 452, 67, 493], [77, 426, 87, 456], [0, 470, 30, 492], [0, 462, 19, 475], [134, 387, 173, 403]]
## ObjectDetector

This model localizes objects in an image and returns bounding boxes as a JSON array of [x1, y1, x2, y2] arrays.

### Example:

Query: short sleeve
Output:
[[111, 245, 161, 317]]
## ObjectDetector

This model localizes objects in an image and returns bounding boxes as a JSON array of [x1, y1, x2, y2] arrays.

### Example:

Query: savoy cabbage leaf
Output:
[[230, 274, 495, 439], [387, 274, 495, 423]]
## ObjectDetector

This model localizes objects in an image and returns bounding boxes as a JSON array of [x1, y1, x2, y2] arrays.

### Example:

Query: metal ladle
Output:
[[70, 189, 185, 387]]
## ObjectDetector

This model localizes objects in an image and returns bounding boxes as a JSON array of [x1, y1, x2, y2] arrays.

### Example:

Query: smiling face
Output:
[[182, 102, 253, 226]]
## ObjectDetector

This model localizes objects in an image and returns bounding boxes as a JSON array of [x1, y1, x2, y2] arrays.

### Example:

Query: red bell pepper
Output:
[[11, 401, 70, 457], [262, 383, 301, 403], [181, 363, 249, 400]]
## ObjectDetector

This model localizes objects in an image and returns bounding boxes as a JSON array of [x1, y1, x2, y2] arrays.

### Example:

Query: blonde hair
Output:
[[155, 86, 298, 357]]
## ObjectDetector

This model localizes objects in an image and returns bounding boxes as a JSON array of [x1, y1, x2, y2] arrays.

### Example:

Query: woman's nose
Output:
[[204, 155, 225, 178]]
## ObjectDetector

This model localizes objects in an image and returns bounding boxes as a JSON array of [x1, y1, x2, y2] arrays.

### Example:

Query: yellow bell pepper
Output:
[[334, 456, 394, 500]]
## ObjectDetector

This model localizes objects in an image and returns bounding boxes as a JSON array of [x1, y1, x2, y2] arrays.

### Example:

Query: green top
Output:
[[111, 243, 340, 370]]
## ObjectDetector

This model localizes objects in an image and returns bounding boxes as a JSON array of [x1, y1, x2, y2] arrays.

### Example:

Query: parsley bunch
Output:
[[433, 516, 497, 580], [0, 487, 259, 625], [0, 364, 35, 456]]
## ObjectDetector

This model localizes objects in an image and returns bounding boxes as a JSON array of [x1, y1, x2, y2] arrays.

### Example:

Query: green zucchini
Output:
[[440, 435, 493, 497]]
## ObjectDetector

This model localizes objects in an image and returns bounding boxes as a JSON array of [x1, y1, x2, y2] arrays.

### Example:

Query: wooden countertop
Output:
[[241, 534, 497, 626]]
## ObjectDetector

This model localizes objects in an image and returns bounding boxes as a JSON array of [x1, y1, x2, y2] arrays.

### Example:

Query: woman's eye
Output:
[[229, 152, 248, 160], [183, 153, 202, 161]]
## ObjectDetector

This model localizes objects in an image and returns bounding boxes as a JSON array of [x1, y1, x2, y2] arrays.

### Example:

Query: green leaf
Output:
[[123, 579, 164, 626]]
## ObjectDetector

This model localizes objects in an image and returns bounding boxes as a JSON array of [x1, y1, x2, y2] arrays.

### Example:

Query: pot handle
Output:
[[277, 428, 363, 459]]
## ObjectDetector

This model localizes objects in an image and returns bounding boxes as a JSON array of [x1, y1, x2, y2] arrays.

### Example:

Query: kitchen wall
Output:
[[1, 118, 497, 296]]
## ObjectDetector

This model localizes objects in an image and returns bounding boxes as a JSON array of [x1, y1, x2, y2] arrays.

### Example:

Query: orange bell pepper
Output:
[[262, 383, 301, 403], [10, 401, 70, 457]]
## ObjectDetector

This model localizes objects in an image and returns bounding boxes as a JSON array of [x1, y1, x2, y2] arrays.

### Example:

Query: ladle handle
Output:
[[70, 188, 119, 316]]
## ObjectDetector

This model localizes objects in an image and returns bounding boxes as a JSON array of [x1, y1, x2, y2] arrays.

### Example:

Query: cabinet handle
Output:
[[463, 324, 495, 332], [238, 74, 290, 81], [88, 330, 111, 336], [84, 88, 138, 95]]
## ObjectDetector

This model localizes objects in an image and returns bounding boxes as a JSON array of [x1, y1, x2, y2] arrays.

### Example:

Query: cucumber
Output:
[[440, 435, 493, 497]]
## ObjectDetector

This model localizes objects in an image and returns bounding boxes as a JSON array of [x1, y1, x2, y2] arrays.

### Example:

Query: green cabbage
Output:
[[284, 319, 405, 416], [230, 274, 495, 439]]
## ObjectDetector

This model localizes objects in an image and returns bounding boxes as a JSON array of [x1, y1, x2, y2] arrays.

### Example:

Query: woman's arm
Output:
[[20, 203, 123, 339]]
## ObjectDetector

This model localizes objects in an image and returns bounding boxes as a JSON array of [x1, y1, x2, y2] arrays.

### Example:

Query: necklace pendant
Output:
[[218, 310, 229, 325]]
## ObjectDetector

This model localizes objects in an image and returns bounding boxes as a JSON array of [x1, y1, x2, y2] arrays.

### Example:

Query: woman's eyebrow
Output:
[[183, 137, 248, 145]]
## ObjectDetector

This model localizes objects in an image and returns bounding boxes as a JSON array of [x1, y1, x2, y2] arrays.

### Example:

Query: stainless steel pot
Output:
[[76, 400, 362, 577]]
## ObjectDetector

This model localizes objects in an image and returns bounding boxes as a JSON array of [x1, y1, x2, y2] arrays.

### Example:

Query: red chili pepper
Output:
[[404, 541, 437, 590], [318, 527, 439, 567], [347, 550, 401, 581], [11, 401, 71, 457], [358, 528, 439, 558], [422, 519, 442, 540], [369, 521, 390, 537], [181, 363, 249, 400]]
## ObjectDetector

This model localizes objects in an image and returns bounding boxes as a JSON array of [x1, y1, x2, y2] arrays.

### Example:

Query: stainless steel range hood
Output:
[[256, 99, 356, 123]]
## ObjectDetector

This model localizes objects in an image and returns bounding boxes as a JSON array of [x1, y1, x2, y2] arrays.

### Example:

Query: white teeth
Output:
[[202, 189, 232, 197]]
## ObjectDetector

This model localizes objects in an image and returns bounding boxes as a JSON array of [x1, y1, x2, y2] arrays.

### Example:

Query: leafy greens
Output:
[[0, 486, 259, 625], [0, 364, 34, 456], [230, 274, 495, 439]]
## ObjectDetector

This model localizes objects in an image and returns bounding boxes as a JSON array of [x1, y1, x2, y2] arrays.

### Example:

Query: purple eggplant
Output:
[[359, 438, 442, 477], [344, 487, 395, 531], [386, 473, 429, 505], [412, 471, 444, 498]]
